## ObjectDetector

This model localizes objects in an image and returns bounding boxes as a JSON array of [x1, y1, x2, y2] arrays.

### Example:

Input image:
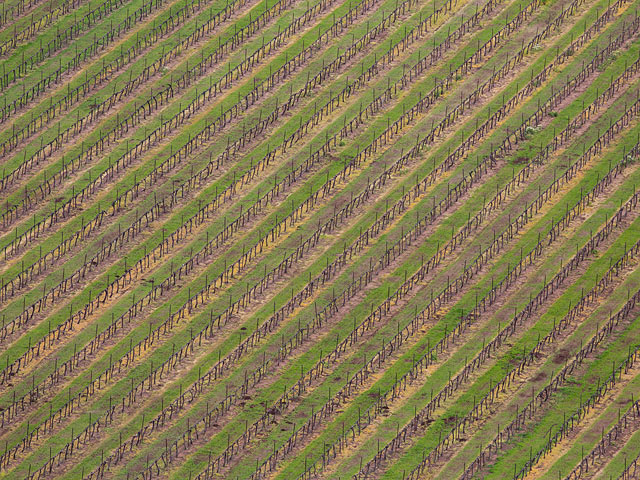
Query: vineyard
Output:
[[1, 0, 640, 477]]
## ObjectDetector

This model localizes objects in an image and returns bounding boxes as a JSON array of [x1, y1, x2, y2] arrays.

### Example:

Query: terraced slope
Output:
[[1, 0, 640, 477]]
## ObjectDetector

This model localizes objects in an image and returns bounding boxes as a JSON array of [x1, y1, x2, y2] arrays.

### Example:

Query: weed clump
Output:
[[524, 125, 540, 137]]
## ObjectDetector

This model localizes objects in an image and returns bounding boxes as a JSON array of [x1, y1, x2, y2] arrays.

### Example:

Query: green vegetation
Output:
[[1, 0, 639, 478]]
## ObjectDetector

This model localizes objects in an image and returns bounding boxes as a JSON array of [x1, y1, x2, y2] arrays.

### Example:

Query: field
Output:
[[1, 0, 640, 477]]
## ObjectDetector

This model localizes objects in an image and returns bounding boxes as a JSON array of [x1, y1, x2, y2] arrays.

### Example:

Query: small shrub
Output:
[[524, 125, 540, 137]]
